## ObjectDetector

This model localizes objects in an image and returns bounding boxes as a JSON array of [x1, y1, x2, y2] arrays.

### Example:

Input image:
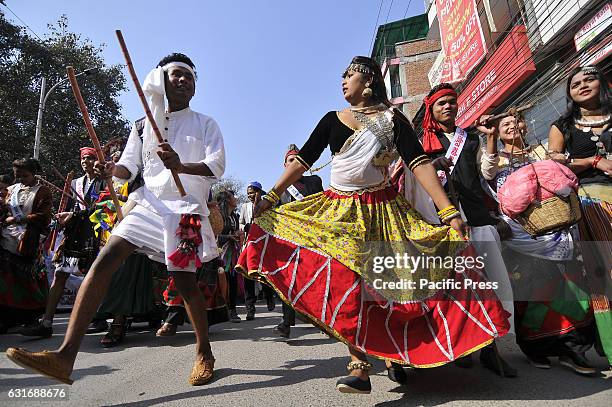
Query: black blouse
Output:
[[298, 111, 428, 171], [552, 119, 611, 186]]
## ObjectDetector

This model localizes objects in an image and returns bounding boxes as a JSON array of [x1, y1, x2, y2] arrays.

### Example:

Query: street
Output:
[[1, 305, 611, 407]]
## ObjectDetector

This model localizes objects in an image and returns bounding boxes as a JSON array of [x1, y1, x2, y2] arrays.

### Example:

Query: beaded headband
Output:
[[344, 63, 374, 76]]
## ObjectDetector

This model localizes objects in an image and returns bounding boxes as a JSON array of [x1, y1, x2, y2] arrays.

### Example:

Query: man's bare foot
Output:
[[6, 348, 74, 385]]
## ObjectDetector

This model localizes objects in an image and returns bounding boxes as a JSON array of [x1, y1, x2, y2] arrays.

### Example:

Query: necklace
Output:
[[575, 114, 611, 133], [352, 110, 394, 151]]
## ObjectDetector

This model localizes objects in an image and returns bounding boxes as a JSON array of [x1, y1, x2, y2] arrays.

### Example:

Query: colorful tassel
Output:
[[167, 214, 203, 269]]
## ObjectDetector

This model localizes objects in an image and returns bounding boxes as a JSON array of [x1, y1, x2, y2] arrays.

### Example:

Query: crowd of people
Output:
[[1, 53, 610, 395]]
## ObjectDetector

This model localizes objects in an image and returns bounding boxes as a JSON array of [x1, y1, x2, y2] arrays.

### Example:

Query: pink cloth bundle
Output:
[[498, 160, 579, 218]]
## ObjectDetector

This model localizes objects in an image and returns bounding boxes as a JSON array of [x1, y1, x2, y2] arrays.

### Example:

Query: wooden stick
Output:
[[47, 171, 74, 252], [115, 30, 187, 197], [484, 103, 534, 123], [36, 175, 87, 208], [66, 66, 123, 220], [49, 166, 86, 207]]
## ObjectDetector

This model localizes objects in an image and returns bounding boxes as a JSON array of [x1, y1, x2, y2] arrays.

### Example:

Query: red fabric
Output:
[[422, 88, 458, 153], [237, 224, 510, 366], [79, 147, 97, 159], [324, 185, 398, 204], [498, 161, 579, 218], [167, 214, 203, 269]]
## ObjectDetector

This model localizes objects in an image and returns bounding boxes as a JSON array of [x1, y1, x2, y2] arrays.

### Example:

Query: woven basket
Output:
[[207, 203, 224, 237], [516, 191, 582, 237]]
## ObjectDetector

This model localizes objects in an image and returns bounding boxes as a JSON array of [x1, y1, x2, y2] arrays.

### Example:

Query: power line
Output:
[[384, 0, 395, 26], [403, 0, 415, 19], [1, 2, 44, 41], [369, 0, 385, 54]]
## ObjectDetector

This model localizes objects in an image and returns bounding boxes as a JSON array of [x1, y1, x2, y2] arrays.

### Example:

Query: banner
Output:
[[435, 0, 487, 83], [456, 26, 536, 128], [574, 3, 611, 51]]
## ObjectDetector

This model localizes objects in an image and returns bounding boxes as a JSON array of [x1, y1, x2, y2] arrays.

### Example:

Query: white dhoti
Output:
[[112, 204, 218, 272], [470, 224, 515, 335]]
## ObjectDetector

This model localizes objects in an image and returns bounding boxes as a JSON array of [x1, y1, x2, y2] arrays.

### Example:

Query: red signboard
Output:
[[436, 0, 487, 83], [456, 25, 536, 128]]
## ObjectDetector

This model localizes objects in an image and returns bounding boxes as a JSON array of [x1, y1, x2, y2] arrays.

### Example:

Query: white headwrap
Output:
[[141, 62, 196, 199]]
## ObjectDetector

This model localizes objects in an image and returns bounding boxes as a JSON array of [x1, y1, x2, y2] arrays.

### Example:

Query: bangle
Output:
[[441, 210, 461, 225], [262, 194, 279, 205], [267, 189, 280, 202], [592, 155, 603, 169], [437, 205, 457, 218]]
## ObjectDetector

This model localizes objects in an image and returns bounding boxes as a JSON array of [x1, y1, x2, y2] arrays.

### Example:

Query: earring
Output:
[[362, 87, 373, 98]]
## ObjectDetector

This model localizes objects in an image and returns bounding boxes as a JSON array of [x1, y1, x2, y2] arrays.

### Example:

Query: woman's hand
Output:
[[449, 217, 469, 241], [475, 115, 497, 136], [253, 199, 273, 219], [594, 157, 612, 176]]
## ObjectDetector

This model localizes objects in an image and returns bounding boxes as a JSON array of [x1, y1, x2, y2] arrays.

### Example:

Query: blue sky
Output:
[[4, 0, 424, 190]]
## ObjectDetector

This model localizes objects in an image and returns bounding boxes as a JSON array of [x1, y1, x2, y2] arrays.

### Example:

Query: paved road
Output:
[[1, 305, 610, 406]]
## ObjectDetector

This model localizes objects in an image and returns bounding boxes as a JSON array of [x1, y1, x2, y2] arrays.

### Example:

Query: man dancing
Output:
[[7, 53, 225, 386]]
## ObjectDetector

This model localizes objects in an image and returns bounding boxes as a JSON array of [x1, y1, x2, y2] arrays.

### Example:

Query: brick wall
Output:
[[396, 39, 440, 57], [393, 39, 441, 120]]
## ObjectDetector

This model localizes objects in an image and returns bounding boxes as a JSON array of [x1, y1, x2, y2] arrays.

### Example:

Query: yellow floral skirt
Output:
[[237, 185, 510, 366]]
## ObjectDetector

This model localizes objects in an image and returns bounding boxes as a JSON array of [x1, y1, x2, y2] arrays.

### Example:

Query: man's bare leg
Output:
[[171, 271, 213, 360], [6, 236, 137, 380], [56, 236, 136, 362]]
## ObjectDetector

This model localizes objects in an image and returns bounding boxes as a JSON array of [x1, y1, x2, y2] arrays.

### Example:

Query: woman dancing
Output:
[[237, 56, 510, 394]]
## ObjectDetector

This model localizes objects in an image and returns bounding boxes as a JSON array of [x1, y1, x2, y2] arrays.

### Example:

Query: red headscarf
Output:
[[79, 147, 97, 159], [422, 88, 458, 153]]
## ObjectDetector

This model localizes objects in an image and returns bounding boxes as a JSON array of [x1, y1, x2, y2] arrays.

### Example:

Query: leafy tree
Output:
[[0, 12, 129, 187], [212, 176, 247, 205]]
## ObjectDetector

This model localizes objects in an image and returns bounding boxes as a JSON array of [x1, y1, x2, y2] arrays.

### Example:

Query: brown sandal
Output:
[[156, 322, 177, 337], [6, 347, 73, 385]]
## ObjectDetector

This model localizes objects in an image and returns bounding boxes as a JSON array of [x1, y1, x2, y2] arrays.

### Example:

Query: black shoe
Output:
[[0, 323, 8, 335], [336, 375, 371, 394], [86, 319, 109, 334], [273, 323, 290, 338], [246, 310, 255, 321], [559, 353, 596, 376], [266, 297, 276, 311], [527, 355, 552, 369], [229, 309, 241, 323], [20, 321, 52, 338], [454, 354, 474, 368], [480, 345, 518, 377], [386, 362, 407, 384]]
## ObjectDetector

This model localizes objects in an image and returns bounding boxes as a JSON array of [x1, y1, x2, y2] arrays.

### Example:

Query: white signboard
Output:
[[574, 3, 612, 51]]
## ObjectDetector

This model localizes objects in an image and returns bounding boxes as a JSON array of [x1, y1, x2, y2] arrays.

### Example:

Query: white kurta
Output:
[[113, 107, 225, 271]]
